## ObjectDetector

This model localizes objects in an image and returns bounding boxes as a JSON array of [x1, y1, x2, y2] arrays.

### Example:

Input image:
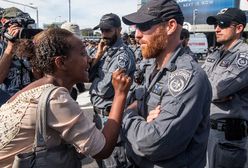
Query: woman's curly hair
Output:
[[16, 28, 74, 74]]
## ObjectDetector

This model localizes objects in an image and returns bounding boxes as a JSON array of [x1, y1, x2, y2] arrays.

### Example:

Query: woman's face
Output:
[[64, 36, 90, 83]]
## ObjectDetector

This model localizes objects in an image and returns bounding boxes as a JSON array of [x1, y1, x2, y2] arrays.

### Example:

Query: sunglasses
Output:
[[214, 21, 238, 29], [100, 28, 112, 33], [135, 19, 165, 32]]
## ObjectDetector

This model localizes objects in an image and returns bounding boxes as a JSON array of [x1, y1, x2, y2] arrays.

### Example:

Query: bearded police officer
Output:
[[89, 13, 135, 168], [203, 8, 248, 168], [121, 0, 212, 167]]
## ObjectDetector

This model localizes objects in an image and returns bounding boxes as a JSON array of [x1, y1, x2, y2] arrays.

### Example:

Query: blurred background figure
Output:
[[128, 31, 141, 63], [0, 7, 43, 106], [61, 22, 83, 40], [121, 32, 129, 45], [86, 40, 98, 58], [61, 22, 86, 100], [180, 28, 198, 62]]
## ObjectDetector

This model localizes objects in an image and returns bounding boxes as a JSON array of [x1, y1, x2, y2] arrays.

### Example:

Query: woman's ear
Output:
[[54, 56, 66, 70]]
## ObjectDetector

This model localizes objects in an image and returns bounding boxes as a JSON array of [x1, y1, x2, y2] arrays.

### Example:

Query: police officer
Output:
[[122, 32, 129, 45], [129, 31, 142, 63], [128, 31, 144, 85], [203, 8, 248, 168], [180, 28, 198, 62], [89, 13, 135, 168], [121, 0, 212, 167]]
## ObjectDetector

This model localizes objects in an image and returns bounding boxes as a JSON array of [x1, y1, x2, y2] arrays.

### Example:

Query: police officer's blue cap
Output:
[[207, 8, 247, 28], [93, 13, 121, 30], [122, 0, 184, 25]]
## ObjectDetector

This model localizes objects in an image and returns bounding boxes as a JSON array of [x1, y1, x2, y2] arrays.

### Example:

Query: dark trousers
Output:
[[93, 112, 132, 168]]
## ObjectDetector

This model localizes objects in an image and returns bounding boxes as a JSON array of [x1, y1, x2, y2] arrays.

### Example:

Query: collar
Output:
[[110, 37, 123, 49], [219, 38, 244, 54], [161, 44, 183, 72]]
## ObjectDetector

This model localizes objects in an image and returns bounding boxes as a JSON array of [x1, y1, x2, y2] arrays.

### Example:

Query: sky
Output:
[[0, 0, 138, 32]]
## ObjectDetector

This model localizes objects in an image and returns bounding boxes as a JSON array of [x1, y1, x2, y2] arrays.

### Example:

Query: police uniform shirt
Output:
[[183, 46, 198, 62], [202, 39, 248, 120], [89, 37, 136, 109], [122, 45, 212, 168], [129, 44, 142, 64]]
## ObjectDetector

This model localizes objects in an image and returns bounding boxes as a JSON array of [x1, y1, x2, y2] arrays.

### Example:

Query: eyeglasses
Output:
[[135, 19, 165, 32], [214, 21, 238, 29]]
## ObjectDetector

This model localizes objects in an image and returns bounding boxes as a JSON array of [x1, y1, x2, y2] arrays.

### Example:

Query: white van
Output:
[[188, 33, 208, 59]]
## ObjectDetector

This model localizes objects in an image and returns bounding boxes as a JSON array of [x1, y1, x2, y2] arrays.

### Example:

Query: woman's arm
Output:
[[93, 69, 131, 159]]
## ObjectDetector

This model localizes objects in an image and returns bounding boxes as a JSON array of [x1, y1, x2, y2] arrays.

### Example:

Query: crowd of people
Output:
[[0, 0, 248, 168]]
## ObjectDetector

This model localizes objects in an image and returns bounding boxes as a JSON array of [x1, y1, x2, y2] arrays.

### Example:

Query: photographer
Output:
[[0, 7, 42, 105]]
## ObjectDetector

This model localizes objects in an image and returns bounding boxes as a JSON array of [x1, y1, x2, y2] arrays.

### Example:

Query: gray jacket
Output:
[[202, 39, 248, 120], [89, 38, 135, 109], [122, 45, 212, 168]]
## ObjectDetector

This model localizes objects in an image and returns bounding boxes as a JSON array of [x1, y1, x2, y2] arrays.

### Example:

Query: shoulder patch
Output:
[[168, 69, 192, 97], [118, 54, 129, 69], [236, 53, 248, 69]]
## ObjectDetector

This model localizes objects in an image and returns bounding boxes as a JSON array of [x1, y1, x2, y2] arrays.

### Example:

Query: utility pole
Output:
[[68, 0, 71, 22], [193, 9, 198, 34]]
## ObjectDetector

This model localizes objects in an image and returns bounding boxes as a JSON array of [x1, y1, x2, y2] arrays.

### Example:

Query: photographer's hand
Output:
[[4, 24, 22, 43], [4, 24, 22, 55], [0, 25, 22, 83], [8, 24, 21, 37]]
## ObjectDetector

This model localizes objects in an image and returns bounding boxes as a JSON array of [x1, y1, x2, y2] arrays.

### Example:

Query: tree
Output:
[[94, 31, 101, 36], [81, 28, 94, 36]]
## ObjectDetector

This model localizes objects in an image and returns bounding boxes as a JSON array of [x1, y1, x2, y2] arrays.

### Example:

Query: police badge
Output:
[[117, 55, 129, 69], [236, 53, 248, 69], [168, 69, 192, 97]]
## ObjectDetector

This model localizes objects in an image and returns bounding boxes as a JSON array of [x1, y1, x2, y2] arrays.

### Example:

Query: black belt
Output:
[[210, 118, 248, 141], [94, 106, 111, 116]]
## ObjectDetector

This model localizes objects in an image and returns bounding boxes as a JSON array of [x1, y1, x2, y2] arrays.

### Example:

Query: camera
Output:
[[1, 16, 43, 42]]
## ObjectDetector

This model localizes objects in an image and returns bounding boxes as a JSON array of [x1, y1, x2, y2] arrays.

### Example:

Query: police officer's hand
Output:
[[112, 69, 131, 95], [146, 105, 161, 123], [95, 39, 107, 58], [91, 39, 108, 66]]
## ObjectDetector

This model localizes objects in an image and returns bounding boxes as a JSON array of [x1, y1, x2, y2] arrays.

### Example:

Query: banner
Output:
[[176, 0, 238, 24]]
